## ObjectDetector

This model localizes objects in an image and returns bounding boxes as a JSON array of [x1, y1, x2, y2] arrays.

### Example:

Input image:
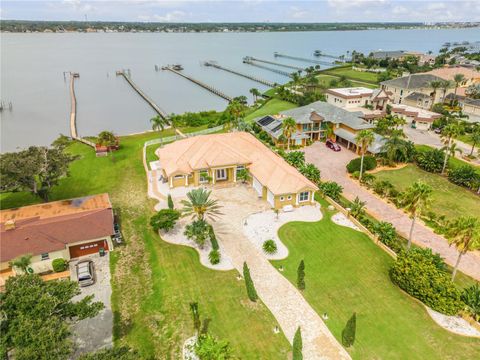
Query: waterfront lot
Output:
[[245, 98, 297, 122], [322, 66, 380, 84], [272, 199, 480, 359]]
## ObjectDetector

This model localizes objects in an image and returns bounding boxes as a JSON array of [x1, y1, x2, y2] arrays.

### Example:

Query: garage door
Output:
[[69, 239, 109, 259], [252, 176, 263, 197], [267, 189, 275, 207]]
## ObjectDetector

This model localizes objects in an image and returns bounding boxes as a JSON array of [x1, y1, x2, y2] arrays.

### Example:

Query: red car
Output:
[[326, 139, 341, 152]]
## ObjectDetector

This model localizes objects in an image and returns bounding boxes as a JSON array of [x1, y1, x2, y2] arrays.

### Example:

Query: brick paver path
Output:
[[305, 142, 480, 281], [211, 186, 351, 360]]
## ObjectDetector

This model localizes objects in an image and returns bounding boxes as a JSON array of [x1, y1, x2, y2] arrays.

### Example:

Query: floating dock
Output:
[[116, 70, 169, 120], [242, 57, 293, 78], [162, 66, 233, 102], [243, 56, 304, 71], [273, 52, 332, 66], [203, 61, 276, 87], [68, 72, 95, 148]]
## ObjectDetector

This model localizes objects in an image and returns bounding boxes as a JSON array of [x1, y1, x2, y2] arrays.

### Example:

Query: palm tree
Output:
[[9, 254, 32, 273], [381, 135, 409, 164], [445, 216, 480, 281], [226, 99, 247, 132], [440, 80, 451, 102], [428, 80, 442, 110], [150, 115, 169, 136], [443, 141, 462, 161], [440, 123, 462, 174], [282, 117, 297, 151], [468, 126, 480, 156], [453, 73, 465, 97], [355, 130, 375, 181], [249, 88, 260, 103], [324, 123, 335, 141], [181, 188, 222, 221], [402, 181, 433, 249]]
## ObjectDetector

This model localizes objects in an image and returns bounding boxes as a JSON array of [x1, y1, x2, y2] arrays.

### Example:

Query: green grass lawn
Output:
[[415, 144, 480, 173], [272, 199, 480, 359], [374, 164, 479, 222], [1, 128, 290, 359], [322, 67, 379, 84], [244, 98, 297, 122], [316, 74, 377, 89]]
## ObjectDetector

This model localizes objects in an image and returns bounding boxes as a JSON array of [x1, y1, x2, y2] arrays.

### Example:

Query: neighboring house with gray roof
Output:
[[380, 74, 453, 108], [255, 101, 385, 154]]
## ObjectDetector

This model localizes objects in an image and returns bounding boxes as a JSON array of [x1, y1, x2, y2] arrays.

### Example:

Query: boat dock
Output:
[[242, 57, 293, 78], [68, 72, 95, 148], [314, 50, 350, 62], [116, 70, 169, 119], [243, 56, 304, 71], [204, 61, 276, 87], [273, 52, 332, 66], [162, 66, 233, 102]]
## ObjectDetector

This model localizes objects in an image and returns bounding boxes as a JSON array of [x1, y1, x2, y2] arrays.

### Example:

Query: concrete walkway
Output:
[[305, 142, 480, 281], [211, 187, 351, 360]]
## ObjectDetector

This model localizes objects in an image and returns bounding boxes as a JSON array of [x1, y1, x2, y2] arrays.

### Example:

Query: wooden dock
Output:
[[69, 72, 95, 148], [243, 56, 304, 71], [204, 61, 276, 87], [274, 52, 332, 66], [116, 70, 169, 120], [242, 58, 293, 78], [163, 66, 233, 102]]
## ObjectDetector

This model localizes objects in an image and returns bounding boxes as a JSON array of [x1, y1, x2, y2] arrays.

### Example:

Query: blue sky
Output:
[[1, 0, 479, 22]]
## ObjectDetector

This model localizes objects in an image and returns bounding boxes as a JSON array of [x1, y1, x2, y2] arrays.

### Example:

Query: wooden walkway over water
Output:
[[69, 73, 95, 148], [204, 61, 276, 87], [274, 52, 333, 66], [242, 58, 293, 78], [163, 66, 233, 102], [243, 56, 304, 71], [116, 70, 169, 119]]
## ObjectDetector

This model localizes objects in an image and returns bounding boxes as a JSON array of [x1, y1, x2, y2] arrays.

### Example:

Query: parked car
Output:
[[326, 139, 341, 152], [76, 260, 95, 287], [434, 127, 442, 134]]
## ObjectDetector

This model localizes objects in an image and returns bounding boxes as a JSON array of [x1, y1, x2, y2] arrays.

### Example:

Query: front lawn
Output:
[[322, 67, 379, 84], [1, 128, 290, 359], [272, 200, 480, 359], [245, 98, 297, 122], [373, 164, 479, 222]]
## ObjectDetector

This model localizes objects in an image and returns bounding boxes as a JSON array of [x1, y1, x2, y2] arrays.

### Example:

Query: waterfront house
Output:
[[390, 104, 442, 130], [156, 132, 318, 210], [325, 87, 392, 111], [0, 194, 115, 281], [421, 66, 480, 91]]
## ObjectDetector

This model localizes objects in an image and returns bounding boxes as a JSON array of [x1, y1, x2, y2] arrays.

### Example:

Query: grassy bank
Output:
[[245, 98, 297, 122]]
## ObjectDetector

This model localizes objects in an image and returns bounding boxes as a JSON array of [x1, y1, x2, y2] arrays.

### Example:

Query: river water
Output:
[[1, 28, 479, 151]]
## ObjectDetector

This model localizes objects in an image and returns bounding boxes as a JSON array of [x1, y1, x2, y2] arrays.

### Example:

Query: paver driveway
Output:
[[304, 142, 480, 281], [211, 186, 351, 360]]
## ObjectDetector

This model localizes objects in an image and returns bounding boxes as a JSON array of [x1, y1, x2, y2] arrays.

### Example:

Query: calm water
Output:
[[1, 28, 480, 151]]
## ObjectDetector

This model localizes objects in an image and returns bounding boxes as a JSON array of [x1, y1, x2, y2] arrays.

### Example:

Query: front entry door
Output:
[[216, 168, 227, 181]]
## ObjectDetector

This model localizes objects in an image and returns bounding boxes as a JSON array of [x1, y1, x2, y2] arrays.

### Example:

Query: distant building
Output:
[[325, 87, 392, 111], [421, 66, 480, 88], [371, 50, 436, 65], [445, 94, 480, 123], [390, 104, 442, 130]]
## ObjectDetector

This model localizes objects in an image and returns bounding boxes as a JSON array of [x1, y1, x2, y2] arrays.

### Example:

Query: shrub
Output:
[[195, 334, 233, 359], [167, 194, 174, 210], [351, 171, 360, 179], [360, 173, 376, 188], [300, 163, 321, 184], [342, 312, 357, 347], [262, 240, 278, 254], [461, 284, 480, 321], [284, 151, 305, 168], [415, 148, 445, 173], [346, 156, 377, 173], [390, 248, 463, 315], [372, 180, 394, 198], [150, 209, 180, 232], [319, 181, 343, 201], [350, 196, 366, 218], [190, 302, 201, 332], [52, 258, 67, 272], [448, 165, 480, 189], [292, 327, 303, 360], [208, 225, 219, 250], [208, 250, 221, 265], [297, 260, 305, 290], [243, 262, 258, 302], [374, 221, 403, 253], [184, 220, 210, 248]]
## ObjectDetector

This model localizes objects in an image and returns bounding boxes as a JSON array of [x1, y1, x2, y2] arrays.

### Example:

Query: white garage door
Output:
[[267, 189, 275, 207], [253, 176, 263, 197]]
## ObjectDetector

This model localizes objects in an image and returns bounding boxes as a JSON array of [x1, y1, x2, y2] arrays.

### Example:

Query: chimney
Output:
[[5, 220, 16, 230]]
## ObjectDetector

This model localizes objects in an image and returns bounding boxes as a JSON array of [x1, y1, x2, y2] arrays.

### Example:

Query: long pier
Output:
[[274, 52, 332, 66], [69, 72, 95, 148], [244, 56, 304, 71], [116, 70, 169, 119], [242, 58, 293, 78], [162, 66, 233, 102], [204, 61, 276, 87]]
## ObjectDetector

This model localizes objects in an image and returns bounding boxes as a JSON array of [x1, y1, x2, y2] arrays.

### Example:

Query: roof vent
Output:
[[5, 220, 16, 230]]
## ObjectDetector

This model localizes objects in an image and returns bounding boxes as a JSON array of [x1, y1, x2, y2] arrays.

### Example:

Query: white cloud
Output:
[[139, 10, 187, 22], [289, 6, 308, 19]]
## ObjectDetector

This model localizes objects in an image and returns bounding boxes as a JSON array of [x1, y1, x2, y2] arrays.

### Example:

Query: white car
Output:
[[76, 260, 96, 287]]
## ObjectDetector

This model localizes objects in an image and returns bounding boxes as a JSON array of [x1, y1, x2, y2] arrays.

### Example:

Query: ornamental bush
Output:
[[415, 148, 445, 173], [346, 156, 377, 174], [52, 258, 67, 272], [297, 260, 305, 290], [284, 151, 306, 168], [208, 250, 221, 265], [373, 221, 403, 253], [319, 181, 343, 201], [389, 248, 463, 315], [150, 209, 180, 232], [448, 165, 480, 190], [262, 240, 278, 254], [167, 194, 174, 210], [292, 327, 303, 360], [243, 262, 258, 302], [208, 225, 219, 250], [360, 173, 376, 188], [461, 284, 480, 321], [184, 220, 210, 248], [342, 312, 357, 347]]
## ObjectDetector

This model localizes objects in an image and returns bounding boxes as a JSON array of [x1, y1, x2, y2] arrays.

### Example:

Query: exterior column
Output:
[[233, 167, 237, 183], [212, 169, 216, 184], [169, 176, 173, 188], [185, 175, 188, 186], [296, 193, 299, 206]]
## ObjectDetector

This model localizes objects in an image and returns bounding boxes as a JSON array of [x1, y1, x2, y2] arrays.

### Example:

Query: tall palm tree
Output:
[[453, 73, 465, 97], [381, 134, 409, 164], [249, 88, 260, 103], [355, 130, 375, 181], [468, 126, 480, 156], [428, 80, 442, 110], [181, 188, 222, 222], [440, 80, 451, 102], [445, 216, 480, 281], [226, 99, 247, 132], [443, 141, 462, 160], [402, 181, 433, 249], [324, 123, 335, 141], [440, 122, 462, 174], [282, 117, 297, 151], [150, 115, 169, 136]]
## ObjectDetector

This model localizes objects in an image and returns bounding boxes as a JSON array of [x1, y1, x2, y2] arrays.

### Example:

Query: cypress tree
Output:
[[297, 260, 305, 290], [292, 327, 303, 360], [342, 312, 357, 347], [167, 194, 174, 210], [243, 262, 258, 302], [189, 302, 201, 333]]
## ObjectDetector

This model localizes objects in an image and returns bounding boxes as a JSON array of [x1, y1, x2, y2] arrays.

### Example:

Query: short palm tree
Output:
[[150, 115, 169, 136], [9, 254, 32, 273], [355, 130, 375, 181], [453, 73, 465, 96], [181, 188, 222, 221], [401, 181, 433, 249], [282, 117, 297, 151], [97, 131, 117, 157], [381, 134, 409, 164], [445, 216, 480, 281], [442, 141, 462, 160]]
